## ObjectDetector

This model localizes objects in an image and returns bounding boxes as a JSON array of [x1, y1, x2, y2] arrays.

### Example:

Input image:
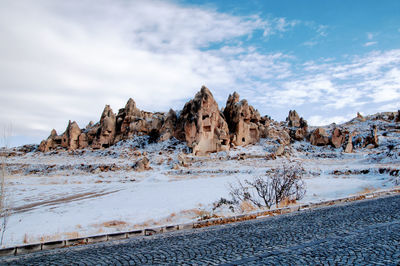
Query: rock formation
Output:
[[356, 112, 366, 122], [92, 105, 116, 149], [331, 128, 345, 148], [158, 109, 177, 142], [223, 92, 260, 146], [175, 86, 230, 155], [287, 110, 300, 127], [364, 125, 379, 148], [265, 126, 291, 145], [42, 86, 378, 155], [310, 128, 329, 146], [38, 129, 59, 152], [38, 121, 82, 152], [344, 132, 356, 153], [133, 157, 150, 172], [286, 110, 308, 141]]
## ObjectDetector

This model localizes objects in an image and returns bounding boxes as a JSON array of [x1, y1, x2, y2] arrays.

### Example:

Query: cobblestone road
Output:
[[2, 195, 400, 265]]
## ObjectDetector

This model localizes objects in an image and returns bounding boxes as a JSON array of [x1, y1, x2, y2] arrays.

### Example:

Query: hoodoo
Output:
[[38, 86, 395, 155]]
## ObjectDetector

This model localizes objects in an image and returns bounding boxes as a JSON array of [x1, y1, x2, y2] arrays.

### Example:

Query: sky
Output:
[[1, 0, 400, 147]]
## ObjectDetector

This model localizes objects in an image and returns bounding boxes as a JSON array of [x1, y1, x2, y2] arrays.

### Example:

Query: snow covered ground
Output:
[[1, 117, 400, 248]]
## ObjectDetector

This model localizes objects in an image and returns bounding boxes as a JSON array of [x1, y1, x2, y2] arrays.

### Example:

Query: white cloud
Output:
[[364, 41, 377, 47], [308, 115, 352, 127], [262, 17, 300, 37], [1, 0, 399, 146], [0, 0, 294, 141]]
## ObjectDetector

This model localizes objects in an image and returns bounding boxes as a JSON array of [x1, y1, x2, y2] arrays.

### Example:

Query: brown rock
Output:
[[93, 105, 116, 148], [275, 144, 285, 157], [223, 92, 261, 146], [175, 86, 230, 155], [78, 133, 89, 149], [364, 125, 379, 148], [177, 153, 188, 167], [344, 132, 356, 153], [293, 127, 308, 141], [331, 128, 345, 148], [396, 110, 400, 122], [286, 110, 300, 127], [365, 144, 375, 149], [159, 109, 177, 142], [133, 156, 150, 172], [266, 127, 291, 145], [38, 139, 52, 152], [38, 129, 58, 152], [310, 128, 329, 146], [356, 112, 366, 122], [115, 98, 142, 141], [286, 110, 308, 141], [59, 121, 81, 150]]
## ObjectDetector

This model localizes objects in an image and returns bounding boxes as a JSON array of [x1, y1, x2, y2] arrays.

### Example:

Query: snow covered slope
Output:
[[1, 114, 399, 248]]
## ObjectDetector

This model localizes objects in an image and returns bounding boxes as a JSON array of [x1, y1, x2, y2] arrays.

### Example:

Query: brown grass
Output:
[[278, 198, 297, 208], [358, 186, 376, 195], [239, 201, 257, 212], [65, 231, 80, 239], [23, 233, 28, 244], [101, 220, 128, 228]]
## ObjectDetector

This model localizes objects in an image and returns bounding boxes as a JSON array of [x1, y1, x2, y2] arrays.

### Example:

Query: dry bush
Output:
[[239, 201, 257, 212], [65, 231, 80, 239], [0, 124, 11, 246], [23, 233, 29, 244], [358, 186, 375, 195], [278, 197, 297, 208], [102, 220, 127, 228], [229, 160, 306, 210]]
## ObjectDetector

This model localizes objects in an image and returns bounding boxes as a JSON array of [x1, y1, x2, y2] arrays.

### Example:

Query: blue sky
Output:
[[1, 0, 400, 147]]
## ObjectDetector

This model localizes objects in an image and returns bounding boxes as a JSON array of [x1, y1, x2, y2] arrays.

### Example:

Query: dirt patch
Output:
[[5, 190, 119, 216]]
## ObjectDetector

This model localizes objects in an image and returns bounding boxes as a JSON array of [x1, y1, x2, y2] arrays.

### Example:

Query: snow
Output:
[[1, 116, 400, 248]]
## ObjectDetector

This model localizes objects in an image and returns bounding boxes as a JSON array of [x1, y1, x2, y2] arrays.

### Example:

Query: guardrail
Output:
[[1, 187, 399, 257]]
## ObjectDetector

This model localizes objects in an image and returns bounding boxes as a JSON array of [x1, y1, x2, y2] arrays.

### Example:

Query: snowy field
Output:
[[1, 117, 400, 248]]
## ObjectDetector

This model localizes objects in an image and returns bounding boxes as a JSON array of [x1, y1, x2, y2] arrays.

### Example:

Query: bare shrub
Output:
[[0, 124, 12, 246], [229, 160, 306, 210]]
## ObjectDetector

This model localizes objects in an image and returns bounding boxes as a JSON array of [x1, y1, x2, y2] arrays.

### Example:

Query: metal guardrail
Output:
[[0, 187, 399, 257]]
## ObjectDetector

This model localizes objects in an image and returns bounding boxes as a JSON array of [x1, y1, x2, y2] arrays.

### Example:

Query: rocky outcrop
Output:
[[265, 126, 291, 145], [158, 109, 177, 142], [43, 86, 385, 155], [223, 92, 260, 146], [91, 105, 116, 149], [38, 121, 82, 152], [364, 125, 379, 148], [175, 86, 230, 155], [287, 110, 300, 127], [133, 157, 150, 172], [286, 110, 308, 141], [63, 121, 82, 150], [331, 128, 345, 148], [116, 98, 142, 140], [38, 129, 59, 152], [356, 112, 366, 122], [310, 128, 329, 146], [396, 110, 400, 122], [344, 132, 356, 153]]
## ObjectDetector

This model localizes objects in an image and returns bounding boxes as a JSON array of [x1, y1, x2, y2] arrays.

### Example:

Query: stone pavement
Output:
[[1, 195, 400, 265]]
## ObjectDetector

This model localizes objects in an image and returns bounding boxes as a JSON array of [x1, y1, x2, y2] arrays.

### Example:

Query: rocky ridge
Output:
[[38, 86, 400, 155]]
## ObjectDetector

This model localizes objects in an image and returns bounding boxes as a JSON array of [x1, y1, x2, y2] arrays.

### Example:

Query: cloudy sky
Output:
[[1, 0, 400, 146]]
